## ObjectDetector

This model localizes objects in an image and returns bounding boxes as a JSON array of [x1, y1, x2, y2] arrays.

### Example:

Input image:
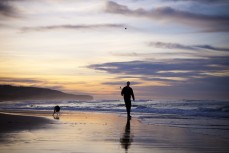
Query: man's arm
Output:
[[131, 89, 135, 101], [121, 88, 124, 96]]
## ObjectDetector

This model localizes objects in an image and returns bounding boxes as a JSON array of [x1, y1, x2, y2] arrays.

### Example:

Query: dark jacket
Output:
[[121, 86, 135, 101]]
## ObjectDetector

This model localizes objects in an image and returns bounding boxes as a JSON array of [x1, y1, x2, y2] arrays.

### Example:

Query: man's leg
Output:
[[127, 106, 131, 118], [125, 100, 131, 118]]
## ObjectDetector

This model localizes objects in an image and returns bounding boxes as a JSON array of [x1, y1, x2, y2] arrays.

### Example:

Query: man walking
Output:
[[121, 81, 135, 119]]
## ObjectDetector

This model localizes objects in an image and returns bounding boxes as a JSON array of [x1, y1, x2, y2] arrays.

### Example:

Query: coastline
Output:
[[0, 110, 229, 153], [0, 112, 54, 133]]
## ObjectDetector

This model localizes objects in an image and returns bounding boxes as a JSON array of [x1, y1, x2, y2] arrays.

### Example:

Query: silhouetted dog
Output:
[[53, 105, 60, 116]]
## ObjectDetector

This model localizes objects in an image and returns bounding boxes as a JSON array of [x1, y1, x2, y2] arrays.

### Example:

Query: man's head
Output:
[[127, 81, 130, 86]]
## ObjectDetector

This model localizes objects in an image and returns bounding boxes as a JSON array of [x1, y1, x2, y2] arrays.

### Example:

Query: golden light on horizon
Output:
[[1, 0, 229, 99]]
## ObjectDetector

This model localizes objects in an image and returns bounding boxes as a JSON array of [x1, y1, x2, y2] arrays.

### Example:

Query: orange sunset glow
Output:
[[1, 0, 229, 100]]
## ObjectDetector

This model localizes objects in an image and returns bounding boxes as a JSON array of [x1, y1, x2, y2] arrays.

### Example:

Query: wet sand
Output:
[[0, 111, 228, 153]]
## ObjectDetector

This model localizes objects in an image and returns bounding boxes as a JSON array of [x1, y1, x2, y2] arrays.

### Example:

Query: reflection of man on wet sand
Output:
[[120, 119, 133, 152]]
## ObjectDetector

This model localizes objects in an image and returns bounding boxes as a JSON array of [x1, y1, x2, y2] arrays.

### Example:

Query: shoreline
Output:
[[0, 110, 229, 153], [0, 112, 54, 133]]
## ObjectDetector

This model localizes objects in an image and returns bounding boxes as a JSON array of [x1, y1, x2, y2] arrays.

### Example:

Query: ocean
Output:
[[0, 99, 229, 139]]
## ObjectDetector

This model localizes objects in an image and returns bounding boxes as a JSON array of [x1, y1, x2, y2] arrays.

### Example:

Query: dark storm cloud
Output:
[[149, 42, 229, 52], [21, 24, 127, 32], [106, 1, 229, 32]]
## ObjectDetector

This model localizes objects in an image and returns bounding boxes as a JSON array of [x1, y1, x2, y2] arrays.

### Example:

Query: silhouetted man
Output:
[[121, 81, 135, 119]]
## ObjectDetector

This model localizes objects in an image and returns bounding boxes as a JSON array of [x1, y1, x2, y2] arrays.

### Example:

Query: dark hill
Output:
[[0, 85, 93, 101]]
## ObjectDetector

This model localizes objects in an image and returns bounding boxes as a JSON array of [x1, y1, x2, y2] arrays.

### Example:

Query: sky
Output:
[[0, 0, 229, 100]]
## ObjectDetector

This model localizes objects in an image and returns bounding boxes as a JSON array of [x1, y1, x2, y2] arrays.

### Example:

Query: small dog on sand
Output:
[[53, 105, 60, 116]]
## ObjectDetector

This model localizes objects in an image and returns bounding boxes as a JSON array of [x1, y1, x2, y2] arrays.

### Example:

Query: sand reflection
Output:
[[53, 114, 60, 120], [120, 119, 133, 152]]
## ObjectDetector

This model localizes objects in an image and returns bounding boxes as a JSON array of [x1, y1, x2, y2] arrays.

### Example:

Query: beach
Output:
[[0, 110, 229, 153]]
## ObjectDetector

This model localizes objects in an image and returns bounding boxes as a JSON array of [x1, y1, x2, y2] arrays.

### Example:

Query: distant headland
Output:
[[0, 85, 93, 101]]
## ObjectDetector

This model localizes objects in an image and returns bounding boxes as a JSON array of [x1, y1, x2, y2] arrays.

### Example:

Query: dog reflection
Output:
[[120, 119, 133, 152], [53, 114, 60, 120]]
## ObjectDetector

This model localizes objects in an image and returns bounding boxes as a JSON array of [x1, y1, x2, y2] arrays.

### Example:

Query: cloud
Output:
[[88, 57, 229, 78], [0, 77, 43, 84], [106, 1, 229, 32], [0, 77, 71, 93], [21, 24, 127, 32], [165, 0, 229, 3], [133, 76, 229, 99], [195, 45, 229, 52], [111, 52, 151, 57], [149, 41, 229, 52], [133, 0, 228, 3], [0, 0, 19, 18], [112, 51, 200, 60], [102, 81, 141, 86], [0, 0, 31, 19], [88, 57, 229, 99], [149, 42, 196, 50]]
